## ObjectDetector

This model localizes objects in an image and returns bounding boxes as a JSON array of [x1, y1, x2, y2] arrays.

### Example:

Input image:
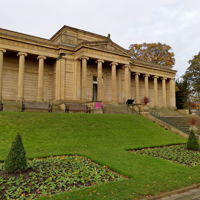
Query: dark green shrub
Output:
[[186, 129, 199, 150], [4, 132, 27, 173]]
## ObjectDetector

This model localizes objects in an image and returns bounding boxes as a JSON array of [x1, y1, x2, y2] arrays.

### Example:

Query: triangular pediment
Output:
[[76, 41, 131, 57]]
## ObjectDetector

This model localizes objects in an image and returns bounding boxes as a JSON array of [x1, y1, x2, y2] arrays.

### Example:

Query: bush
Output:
[[186, 129, 199, 150], [4, 132, 27, 173]]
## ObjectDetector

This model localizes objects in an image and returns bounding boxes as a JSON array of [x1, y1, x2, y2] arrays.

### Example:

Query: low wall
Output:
[[141, 112, 189, 139], [177, 109, 189, 115]]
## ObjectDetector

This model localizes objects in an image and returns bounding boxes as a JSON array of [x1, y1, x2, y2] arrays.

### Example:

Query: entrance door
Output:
[[93, 84, 97, 101], [93, 77, 97, 101]]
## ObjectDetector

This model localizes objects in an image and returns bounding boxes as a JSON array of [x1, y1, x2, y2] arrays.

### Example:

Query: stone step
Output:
[[153, 115, 200, 135], [102, 104, 138, 114], [150, 108, 184, 117]]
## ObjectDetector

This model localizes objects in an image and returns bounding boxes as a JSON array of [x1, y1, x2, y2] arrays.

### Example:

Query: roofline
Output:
[[131, 59, 177, 73], [0, 27, 50, 41], [50, 25, 107, 41]]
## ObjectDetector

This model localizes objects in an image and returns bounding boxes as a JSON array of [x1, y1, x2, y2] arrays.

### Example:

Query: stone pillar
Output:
[[37, 56, 46, 102], [81, 57, 89, 101], [0, 48, 6, 100], [153, 76, 159, 108], [161, 77, 167, 108], [17, 52, 28, 101], [124, 65, 130, 102], [103, 76, 107, 103], [96, 59, 104, 101], [60, 58, 65, 101], [128, 69, 131, 99], [74, 59, 81, 101], [170, 78, 176, 108], [117, 68, 122, 103], [55, 57, 65, 102], [135, 73, 140, 104], [144, 74, 150, 98], [110, 62, 118, 102]]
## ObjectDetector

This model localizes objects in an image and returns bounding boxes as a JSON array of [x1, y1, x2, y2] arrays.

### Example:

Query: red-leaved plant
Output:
[[143, 97, 150, 105], [191, 102, 196, 109], [190, 117, 197, 126]]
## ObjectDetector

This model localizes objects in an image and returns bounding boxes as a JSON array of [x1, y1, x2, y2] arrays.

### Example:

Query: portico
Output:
[[0, 25, 177, 108]]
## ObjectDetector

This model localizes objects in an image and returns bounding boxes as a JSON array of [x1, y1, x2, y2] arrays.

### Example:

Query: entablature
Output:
[[75, 47, 130, 65], [130, 65, 176, 79]]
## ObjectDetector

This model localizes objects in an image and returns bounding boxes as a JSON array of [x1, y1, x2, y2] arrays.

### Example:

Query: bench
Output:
[[0, 101, 3, 111], [21, 102, 52, 112], [64, 104, 91, 113]]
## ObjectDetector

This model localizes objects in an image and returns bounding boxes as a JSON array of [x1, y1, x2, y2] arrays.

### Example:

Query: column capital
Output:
[[17, 52, 28, 57], [95, 59, 104, 64], [0, 48, 6, 53], [153, 75, 159, 79], [37, 55, 47, 60], [143, 74, 150, 78], [170, 78, 175, 80], [79, 57, 89, 61], [134, 72, 140, 76], [123, 64, 130, 69], [110, 62, 118, 66], [161, 77, 167, 80]]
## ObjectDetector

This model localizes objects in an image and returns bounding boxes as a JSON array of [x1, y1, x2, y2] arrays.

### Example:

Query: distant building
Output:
[[0, 25, 176, 108]]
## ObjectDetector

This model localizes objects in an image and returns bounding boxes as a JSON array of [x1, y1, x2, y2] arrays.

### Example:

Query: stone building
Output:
[[0, 25, 176, 108]]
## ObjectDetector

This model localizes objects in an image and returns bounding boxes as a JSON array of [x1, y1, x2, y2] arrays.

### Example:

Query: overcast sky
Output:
[[1, 0, 200, 77]]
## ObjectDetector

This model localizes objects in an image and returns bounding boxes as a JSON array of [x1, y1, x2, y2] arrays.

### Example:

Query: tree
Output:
[[129, 42, 175, 67], [175, 77, 191, 109], [186, 129, 199, 150], [4, 132, 27, 173], [184, 52, 200, 96]]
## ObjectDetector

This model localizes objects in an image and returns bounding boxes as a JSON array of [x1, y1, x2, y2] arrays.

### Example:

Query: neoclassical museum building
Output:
[[0, 25, 176, 108]]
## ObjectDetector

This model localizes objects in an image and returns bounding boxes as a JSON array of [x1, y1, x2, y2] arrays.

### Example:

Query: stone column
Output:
[[170, 78, 176, 108], [135, 73, 140, 104], [124, 65, 130, 102], [128, 69, 131, 99], [161, 77, 167, 108], [103, 76, 107, 103], [60, 58, 65, 101], [144, 74, 150, 98], [37, 56, 46, 102], [55, 57, 65, 103], [110, 62, 118, 102], [0, 48, 6, 100], [81, 57, 89, 101], [17, 52, 28, 101], [96, 59, 104, 101], [153, 76, 159, 107], [117, 68, 122, 103]]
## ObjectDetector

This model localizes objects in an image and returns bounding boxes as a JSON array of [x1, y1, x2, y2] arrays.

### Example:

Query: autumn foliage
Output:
[[143, 97, 150, 105], [190, 101, 196, 109], [190, 117, 197, 126], [129, 42, 175, 67]]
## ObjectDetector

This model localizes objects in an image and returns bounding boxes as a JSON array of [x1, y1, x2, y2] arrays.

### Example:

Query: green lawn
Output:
[[1, 112, 198, 200]]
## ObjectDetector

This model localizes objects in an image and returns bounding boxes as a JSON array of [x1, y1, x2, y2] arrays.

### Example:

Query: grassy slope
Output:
[[1, 112, 199, 200]]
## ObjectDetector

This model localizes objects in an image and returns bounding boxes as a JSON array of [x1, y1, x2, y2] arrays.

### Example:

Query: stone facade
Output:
[[0, 25, 176, 108]]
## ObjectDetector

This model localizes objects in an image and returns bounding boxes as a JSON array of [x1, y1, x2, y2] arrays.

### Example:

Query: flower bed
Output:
[[0, 155, 126, 200]]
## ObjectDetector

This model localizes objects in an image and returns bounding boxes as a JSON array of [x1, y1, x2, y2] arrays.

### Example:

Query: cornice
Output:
[[131, 59, 177, 74]]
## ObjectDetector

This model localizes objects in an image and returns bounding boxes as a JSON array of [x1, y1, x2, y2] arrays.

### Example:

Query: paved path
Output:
[[142, 185, 200, 200], [158, 188, 200, 200]]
